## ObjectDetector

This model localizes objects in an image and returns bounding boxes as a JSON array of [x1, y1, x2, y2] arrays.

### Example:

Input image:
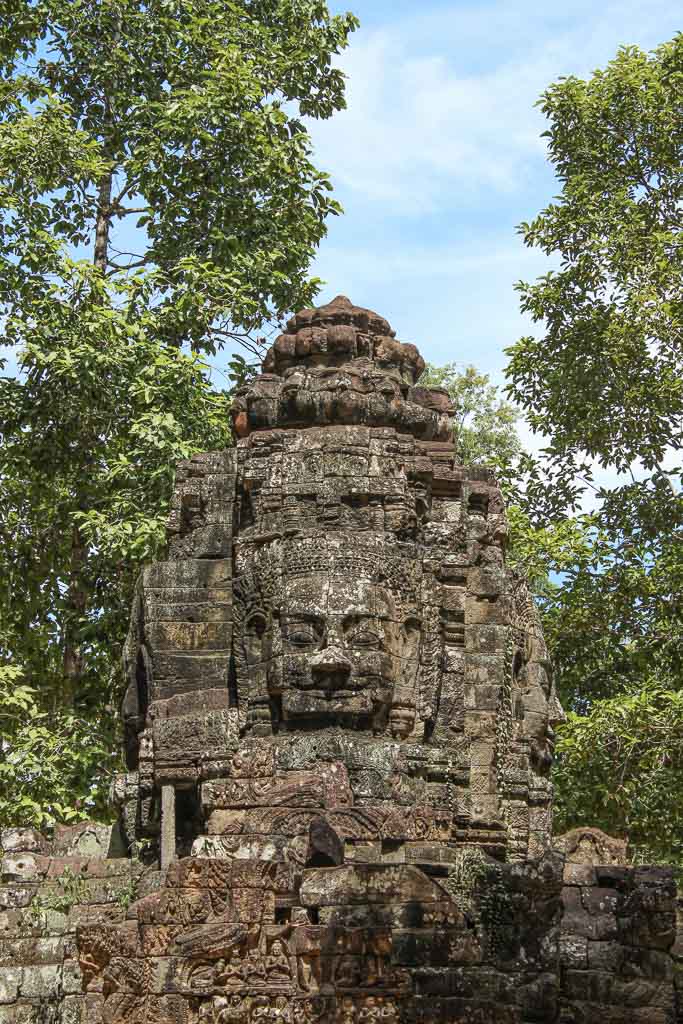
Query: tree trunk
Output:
[[94, 170, 113, 273], [62, 521, 87, 707], [61, 167, 113, 703]]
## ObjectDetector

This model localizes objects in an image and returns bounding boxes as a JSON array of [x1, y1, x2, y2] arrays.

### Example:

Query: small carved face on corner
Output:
[[276, 571, 419, 732], [514, 631, 565, 776]]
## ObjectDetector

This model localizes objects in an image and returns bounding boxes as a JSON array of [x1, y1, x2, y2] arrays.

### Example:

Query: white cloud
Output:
[[311, 0, 681, 214], [310, 28, 552, 212]]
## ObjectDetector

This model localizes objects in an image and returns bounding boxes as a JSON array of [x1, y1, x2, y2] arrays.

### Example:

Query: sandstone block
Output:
[[0, 831, 49, 857], [0, 968, 20, 1005], [1, 855, 49, 884], [19, 964, 61, 998]]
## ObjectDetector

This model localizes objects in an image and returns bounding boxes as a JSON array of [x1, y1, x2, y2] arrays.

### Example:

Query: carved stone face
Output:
[[279, 573, 404, 730], [235, 540, 423, 736], [383, 491, 419, 538]]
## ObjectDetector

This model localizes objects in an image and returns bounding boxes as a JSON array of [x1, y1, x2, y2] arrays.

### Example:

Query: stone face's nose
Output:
[[310, 645, 352, 681], [549, 690, 566, 729]]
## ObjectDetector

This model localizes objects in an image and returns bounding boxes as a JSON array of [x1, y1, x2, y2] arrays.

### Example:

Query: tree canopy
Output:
[[0, 0, 357, 828], [506, 35, 683, 864], [0, 0, 357, 348]]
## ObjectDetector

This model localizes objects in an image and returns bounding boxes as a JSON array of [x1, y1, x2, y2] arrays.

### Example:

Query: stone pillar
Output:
[[160, 783, 175, 871]]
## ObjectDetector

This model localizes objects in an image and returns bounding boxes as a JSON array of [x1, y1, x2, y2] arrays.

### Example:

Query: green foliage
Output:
[[0, 0, 358, 348], [505, 35, 683, 864], [505, 506, 595, 602], [0, 0, 356, 827], [554, 685, 683, 865], [420, 363, 525, 493], [507, 36, 682, 482], [114, 875, 139, 910], [0, 665, 113, 829], [0, 325, 231, 769]]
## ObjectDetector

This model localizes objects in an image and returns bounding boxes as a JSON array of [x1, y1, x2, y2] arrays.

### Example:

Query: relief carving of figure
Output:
[[265, 939, 292, 985], [215, 952, 246, 988]]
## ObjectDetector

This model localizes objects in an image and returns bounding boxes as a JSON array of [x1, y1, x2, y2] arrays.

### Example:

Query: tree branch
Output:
[[213, 328, 267, 358], [106, 257, 149, 276], [111, 177, 142, 207], [112, 205, 152, 218]]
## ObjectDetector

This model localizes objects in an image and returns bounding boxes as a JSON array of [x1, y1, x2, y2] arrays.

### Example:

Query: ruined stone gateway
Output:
[[121, 293, 564, 870], [1, 297, 680, 1024]]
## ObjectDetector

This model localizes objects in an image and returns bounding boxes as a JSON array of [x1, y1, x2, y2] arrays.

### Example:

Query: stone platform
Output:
[[1, 824, 680, 1023]]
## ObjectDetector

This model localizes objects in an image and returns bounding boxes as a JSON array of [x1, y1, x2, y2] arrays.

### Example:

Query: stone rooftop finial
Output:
[[232, 296, 450, 440], [262, 295, 422, 381]]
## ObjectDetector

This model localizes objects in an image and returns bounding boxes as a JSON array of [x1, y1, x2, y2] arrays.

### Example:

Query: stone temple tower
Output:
[[119, 294, 564, 873], [3, 296, 678, 1024]]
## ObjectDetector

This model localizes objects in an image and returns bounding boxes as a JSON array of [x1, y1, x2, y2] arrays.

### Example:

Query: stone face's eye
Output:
[[287, 630, 317, 646], [346, 627, 382, 649], [285, 620, 321, 646]]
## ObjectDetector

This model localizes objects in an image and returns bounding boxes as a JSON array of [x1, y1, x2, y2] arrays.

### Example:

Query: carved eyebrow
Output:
[[284, 613, 325, 630], [342, 613, 388, 629]]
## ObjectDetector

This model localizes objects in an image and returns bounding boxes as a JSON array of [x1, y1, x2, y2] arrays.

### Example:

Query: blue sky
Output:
[[305, 0, 680, 385]]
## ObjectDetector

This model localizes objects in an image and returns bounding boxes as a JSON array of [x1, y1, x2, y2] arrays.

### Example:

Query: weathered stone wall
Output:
[[674, 891, 683, 1022], [2, 825, 681, 1023], [1, 824, 562, 1024], [0, 825, 153, 1024], [76, 855, 563, 1024], [559, 861, 678, 1023]]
